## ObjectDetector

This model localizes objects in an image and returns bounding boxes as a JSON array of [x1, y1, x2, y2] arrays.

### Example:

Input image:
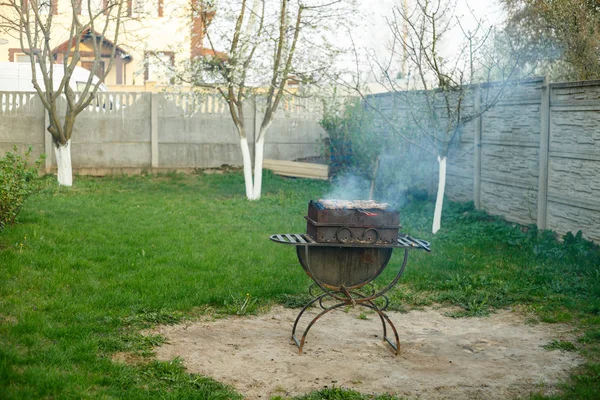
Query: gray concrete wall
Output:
[[0, 91, 327, 174], [479, 80, 543, 226], [71, 93, 152, 170], [3, 81, 600, 242], [546, 81, 600, 241], [446, 112, 476, 203], [369, 77, 600, 243], [265, 97, 326, 161], [0, 92, 46, 160], [157, 93, 242, 168], [367, 92, 441, 195]]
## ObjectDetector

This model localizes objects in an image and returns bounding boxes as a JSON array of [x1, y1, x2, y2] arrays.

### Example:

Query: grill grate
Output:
[[270, 233, 430, 251]]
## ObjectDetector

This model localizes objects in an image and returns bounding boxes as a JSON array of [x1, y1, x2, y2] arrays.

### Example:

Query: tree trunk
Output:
[[240, 137, 254, 199], [54, 140, 73, 187], [432, 155, 447, 234], [251, 135, 265, 200]]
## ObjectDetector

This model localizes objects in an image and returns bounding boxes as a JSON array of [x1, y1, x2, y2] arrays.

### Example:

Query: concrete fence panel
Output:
[[368, 77, 600, 242], [446, 109, 476, 203], [70, 93, 152, 172], [546, 81, 600, 241], [157, 93, 242, 169], [0, 91, 327, 174], [0, 92, 45, 160], [3, 81, 600, 242], [479, 80, 543, 226], [266, 96, 326, 161]]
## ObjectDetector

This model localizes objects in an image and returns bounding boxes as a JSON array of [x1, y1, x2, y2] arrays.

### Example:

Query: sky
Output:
[[361, 0, 505, 43], [348, 0, 506, 84]]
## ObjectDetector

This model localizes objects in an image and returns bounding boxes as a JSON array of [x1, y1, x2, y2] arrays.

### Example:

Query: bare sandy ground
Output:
[[151, 306, 582, 399]]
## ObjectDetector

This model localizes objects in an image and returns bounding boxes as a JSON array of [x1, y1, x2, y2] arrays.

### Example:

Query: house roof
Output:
[[197, 47, 227, 59], [52, 28, 132, 62]]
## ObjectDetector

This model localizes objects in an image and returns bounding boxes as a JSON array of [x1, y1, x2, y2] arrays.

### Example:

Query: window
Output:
[[145, 51, 173, 82], [8, 48, 40, 63]]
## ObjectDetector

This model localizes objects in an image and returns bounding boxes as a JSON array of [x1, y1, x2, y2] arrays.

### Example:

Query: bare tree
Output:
[[175, 0, 352, 200], [0, 0, 129, 186], [348, 0, 519, 233]]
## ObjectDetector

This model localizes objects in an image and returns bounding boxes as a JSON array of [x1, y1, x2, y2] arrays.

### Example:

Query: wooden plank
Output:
[[263, 159, 328, 180]]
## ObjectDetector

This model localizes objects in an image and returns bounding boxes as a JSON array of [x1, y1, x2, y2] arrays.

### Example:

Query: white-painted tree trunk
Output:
[[240, 137, 254, 199], [432, 155, 447, 234], [54, 140, 73, 187], [251, 136, 265, 200]]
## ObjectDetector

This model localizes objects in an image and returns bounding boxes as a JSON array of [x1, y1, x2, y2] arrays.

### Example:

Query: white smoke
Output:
[[321, 146, 436, 209], [323, 174, 371, 201]]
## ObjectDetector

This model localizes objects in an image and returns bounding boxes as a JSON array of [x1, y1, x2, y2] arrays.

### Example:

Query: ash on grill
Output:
[[314, 199, 389, 210], [306, 199, 401, 245]]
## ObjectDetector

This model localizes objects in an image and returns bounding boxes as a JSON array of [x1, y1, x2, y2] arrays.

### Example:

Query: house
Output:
[[0, 0, 215, 91]]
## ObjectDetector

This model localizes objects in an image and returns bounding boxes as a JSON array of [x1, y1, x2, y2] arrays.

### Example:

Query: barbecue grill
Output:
[[270, 199, 431, 355]]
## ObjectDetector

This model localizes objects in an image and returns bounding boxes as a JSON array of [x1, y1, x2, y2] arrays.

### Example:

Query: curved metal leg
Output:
[[292, 295, 401, 355], [348, 290, 400, 355], [382, 312, 400, 355], [359, 300, 400, 355], [291, 246, 408, 356], [292, 300, 347, 354], [349, 292, 389, 345], [291, 292, 327, 344]]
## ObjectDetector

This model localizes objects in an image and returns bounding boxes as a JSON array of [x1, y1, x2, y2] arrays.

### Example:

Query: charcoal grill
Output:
[[270, 200, 431, 355]]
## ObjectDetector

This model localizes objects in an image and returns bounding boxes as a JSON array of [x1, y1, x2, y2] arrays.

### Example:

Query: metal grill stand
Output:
[[270, 234, 430, 355]]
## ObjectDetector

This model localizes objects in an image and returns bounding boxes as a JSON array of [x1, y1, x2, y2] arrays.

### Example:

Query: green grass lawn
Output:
[[1, 171, 599, 399]]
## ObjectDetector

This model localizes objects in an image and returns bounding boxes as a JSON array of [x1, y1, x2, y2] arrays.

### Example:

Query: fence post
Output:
[[151, 93, 159, 169], [473, 86, 482, 209], [537, 77, 551, 230]]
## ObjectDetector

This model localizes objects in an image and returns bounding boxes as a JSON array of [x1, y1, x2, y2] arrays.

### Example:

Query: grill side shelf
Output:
[[270, 234, 430, 252], [271, 234, 315, 245]]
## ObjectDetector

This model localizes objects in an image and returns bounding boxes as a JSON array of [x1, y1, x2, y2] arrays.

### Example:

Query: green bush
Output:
[[320, 98, 435, 203], [0, 146, 45, 231], [320, 98, 366, 175]]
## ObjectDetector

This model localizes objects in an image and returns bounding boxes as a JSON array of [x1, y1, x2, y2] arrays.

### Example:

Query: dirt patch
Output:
[[152, 306, 582, 399]]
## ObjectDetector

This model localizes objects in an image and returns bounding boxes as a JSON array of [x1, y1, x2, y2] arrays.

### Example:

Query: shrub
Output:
[[320, 98, 366, 176], [0, 146, 45, 231], [320, 98, 436, 204]]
